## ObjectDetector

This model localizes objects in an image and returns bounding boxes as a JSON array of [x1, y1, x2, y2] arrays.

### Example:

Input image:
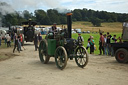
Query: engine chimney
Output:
[[66, 13, 72, 38]]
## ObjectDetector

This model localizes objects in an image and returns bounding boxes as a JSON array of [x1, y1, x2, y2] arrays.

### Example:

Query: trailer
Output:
[[111, 22, 128, 63]]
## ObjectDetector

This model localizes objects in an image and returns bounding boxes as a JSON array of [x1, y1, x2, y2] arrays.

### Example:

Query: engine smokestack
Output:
[[66, 13, 72, 38]]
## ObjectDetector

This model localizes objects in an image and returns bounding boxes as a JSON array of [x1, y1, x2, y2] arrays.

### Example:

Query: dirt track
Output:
[[0, 42, 128, 85]]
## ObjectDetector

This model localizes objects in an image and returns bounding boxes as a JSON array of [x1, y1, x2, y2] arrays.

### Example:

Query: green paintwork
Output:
[[47, 39, 56, 56]]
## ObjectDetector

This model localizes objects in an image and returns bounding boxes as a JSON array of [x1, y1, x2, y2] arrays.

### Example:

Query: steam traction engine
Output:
[[39, 13, 89, 70], [22, 19, 37, 42]]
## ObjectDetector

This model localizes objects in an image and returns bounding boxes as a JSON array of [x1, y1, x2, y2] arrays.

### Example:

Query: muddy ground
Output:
[[0, 42, 128, 85]]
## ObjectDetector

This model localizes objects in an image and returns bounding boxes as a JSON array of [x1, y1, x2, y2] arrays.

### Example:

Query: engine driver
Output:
[[52, 23, 57, 32]]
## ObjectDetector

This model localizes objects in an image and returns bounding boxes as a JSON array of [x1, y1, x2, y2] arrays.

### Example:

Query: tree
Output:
[[72, 9, 82, 21], [59, 15, 67, 24], [43, 15, 52, 25], [23, 10, 32, 20], [34, 9, 46, 25], [47, 9, 60, 24], [91, 17, 102, 27]]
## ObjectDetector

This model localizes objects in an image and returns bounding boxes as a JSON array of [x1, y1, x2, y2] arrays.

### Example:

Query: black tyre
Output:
[[115, 48, 128, 63], [55, 46, 67, 70], [75, 46, 89, 68], [39, 39, 50, 64]]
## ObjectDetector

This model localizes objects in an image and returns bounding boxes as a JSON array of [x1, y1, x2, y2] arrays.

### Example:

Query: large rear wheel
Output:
[[115, 48, 128, 63], [75, 46, 89, 68], [55, 46, 67, 70], [39, 39, 50, 64]]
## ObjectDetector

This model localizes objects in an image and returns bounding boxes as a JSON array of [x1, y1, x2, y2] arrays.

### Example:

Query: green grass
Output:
[[72, 32, 122, 55]]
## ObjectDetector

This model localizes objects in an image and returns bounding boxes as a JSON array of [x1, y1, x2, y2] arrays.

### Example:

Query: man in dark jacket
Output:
[[34, 34, 38, 51]]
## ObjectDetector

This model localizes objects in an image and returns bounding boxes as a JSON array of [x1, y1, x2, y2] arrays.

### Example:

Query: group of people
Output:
[[0, 31, 43, 53], [13, 33, 25, 53], [1, 33, 12, 47], [86, 32, 122, 56]]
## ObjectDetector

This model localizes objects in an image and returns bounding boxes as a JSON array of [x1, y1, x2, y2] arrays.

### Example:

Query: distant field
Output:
[[41, 21, 123, 32]]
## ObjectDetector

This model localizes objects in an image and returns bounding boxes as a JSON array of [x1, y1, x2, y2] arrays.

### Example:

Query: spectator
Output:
[[86, 36, 91, 50], [13, 33, 20, 53], [18, 34, 22, 51], [111, 35, 117, 56], [6, 34, 11, 47], [20, 34, 25, 50], [106, 32, 112, 55], [34, 34, 39, 51], [99, 33, 104, 55], [118, 37, 123, 43], [77, 33, 84, 46], [112, 35, 117, 43], [4, 33, 7, 45], [38, 33, 42, 42], [104, 34, 107, 55], [90, 36, 95, 54]]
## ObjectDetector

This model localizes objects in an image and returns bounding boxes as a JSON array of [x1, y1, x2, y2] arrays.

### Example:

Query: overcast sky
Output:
[[1, 0, 128, 13]]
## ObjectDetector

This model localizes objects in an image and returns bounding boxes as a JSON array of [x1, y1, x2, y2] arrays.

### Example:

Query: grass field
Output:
[[72, 32, 121, 55]]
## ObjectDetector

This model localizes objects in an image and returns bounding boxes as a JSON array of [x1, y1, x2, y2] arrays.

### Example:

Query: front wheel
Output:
[[75, 46, 89, 68], [39, 39, 50, 64], [55, 46, 67, 70], [115, 48, 128, 63]]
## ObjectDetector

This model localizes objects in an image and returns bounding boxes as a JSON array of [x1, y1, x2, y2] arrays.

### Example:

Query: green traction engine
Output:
[[39, 13, 89, 70]]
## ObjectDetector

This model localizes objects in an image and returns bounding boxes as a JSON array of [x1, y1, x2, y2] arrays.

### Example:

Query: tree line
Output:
[[0, 3, 128, 27]]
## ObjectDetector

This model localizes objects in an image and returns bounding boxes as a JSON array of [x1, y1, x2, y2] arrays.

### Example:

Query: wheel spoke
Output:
[[75, 47, 88, 68], [55, 46, 67, 70], [83, 58, 86, 63]]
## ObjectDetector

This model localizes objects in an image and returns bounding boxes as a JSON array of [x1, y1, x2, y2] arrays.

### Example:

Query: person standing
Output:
[[77, 33, 84, 46], [6, 34, 11, 47], [90, 36, 95, 54], [99, 33, 104, 55], [86, 36, 91, 50], [4, 33, 7, 45], [106, 32, 112, 55], [20, 34, 25, 50], [34, 34, 39, 51], [18, 34, 22, 51], [104, 34, 107, 55], [111, 35, 117, 56], [38, 33, 42, 42], [13, 33, 20, 53]]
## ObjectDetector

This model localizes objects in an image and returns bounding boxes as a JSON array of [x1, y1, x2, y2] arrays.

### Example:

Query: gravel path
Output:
[[0, 42, 128, 85]]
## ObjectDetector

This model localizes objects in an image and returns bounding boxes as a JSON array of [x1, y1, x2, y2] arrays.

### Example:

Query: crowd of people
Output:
[[0, 31, 43, 53], [86, 32, 122, 56], [0, 33, 12, 47]]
